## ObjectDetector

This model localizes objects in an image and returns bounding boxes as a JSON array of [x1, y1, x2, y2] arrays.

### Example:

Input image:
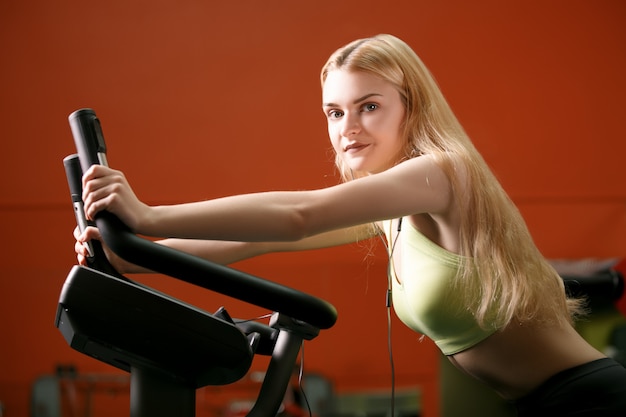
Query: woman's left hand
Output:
[[82, 164, 152, 234]]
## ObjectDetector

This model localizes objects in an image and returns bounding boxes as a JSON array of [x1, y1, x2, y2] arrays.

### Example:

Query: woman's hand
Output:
[[73, 225, 130, 272], [82, 165, 152, 234]]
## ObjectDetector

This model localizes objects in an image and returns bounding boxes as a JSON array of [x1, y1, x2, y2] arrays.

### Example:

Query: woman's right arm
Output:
[[75, 223, 374, 274], [162, 223, 373, 265]]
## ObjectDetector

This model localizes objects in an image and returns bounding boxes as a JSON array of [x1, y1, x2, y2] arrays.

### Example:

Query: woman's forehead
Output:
[[322, 70, 395, 103]]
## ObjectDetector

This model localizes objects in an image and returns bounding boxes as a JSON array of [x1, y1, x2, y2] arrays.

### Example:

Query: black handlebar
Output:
[[67, 108, 338, 330], [64, 154, 128, 279], [69, 108, 109, 172]]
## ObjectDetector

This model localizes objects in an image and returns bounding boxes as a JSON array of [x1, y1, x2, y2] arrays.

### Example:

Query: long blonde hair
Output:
[[321, 34, 584, 328]]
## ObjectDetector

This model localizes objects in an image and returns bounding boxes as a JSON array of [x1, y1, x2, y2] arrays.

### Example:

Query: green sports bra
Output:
[[384, 218, 497, 355]]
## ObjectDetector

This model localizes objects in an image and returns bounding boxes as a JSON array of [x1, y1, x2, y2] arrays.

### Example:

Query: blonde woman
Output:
[[76, 35, 626, 416]]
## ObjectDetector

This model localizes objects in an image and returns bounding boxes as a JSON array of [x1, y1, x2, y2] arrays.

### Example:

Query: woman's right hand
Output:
[[73, 225, 128, 272]]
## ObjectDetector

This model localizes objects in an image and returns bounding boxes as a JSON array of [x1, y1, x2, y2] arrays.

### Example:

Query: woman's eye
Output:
[[328, 110, 344, 118], [363, 103, 378, 112]]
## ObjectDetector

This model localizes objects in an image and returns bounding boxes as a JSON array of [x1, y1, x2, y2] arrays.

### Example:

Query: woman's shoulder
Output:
[[392, 153, 466, 199]]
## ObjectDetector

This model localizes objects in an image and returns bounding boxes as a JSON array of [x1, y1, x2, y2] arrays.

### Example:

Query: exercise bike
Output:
[[55, 109, 338, 417]]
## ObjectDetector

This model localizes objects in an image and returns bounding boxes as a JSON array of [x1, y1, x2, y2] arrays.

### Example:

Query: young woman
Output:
[[75, 34, 626, 416]]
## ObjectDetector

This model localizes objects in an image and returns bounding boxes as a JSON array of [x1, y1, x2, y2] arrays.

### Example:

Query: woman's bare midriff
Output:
[[447, 321, 606, 400]]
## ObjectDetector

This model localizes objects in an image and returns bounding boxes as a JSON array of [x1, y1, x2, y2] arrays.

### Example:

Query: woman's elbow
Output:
[[285, 206, 321, 242]]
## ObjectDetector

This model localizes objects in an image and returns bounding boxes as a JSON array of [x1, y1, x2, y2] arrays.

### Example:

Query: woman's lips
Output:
[[344, 143, 369, 153]]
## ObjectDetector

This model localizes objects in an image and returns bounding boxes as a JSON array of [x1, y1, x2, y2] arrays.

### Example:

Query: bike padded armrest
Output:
[[95, 211, 337, 330]]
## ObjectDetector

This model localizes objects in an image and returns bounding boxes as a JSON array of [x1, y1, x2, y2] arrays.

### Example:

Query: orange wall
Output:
[[1, 1, 625, 416]]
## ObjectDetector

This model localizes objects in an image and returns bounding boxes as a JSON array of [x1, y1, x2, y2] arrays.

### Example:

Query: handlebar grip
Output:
[[63, 154, 128, 279], [68, 108, 109, 172]]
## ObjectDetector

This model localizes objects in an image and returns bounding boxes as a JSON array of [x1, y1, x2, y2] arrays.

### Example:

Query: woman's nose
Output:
[[340, 113, 361, 137]]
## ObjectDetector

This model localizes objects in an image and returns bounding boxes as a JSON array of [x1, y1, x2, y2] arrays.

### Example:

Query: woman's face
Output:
[[322, 69, 406, 175]]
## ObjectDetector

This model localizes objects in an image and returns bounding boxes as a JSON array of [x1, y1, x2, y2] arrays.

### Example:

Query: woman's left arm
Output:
[[83, 155, 452, 242]]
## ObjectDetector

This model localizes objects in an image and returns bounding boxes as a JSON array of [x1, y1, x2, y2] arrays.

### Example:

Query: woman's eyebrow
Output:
[[322, 93, 383, 108]]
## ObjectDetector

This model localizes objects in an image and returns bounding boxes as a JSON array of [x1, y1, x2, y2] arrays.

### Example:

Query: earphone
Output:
[[385, 216, 403, 417], [386, 216, 403, 305]]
